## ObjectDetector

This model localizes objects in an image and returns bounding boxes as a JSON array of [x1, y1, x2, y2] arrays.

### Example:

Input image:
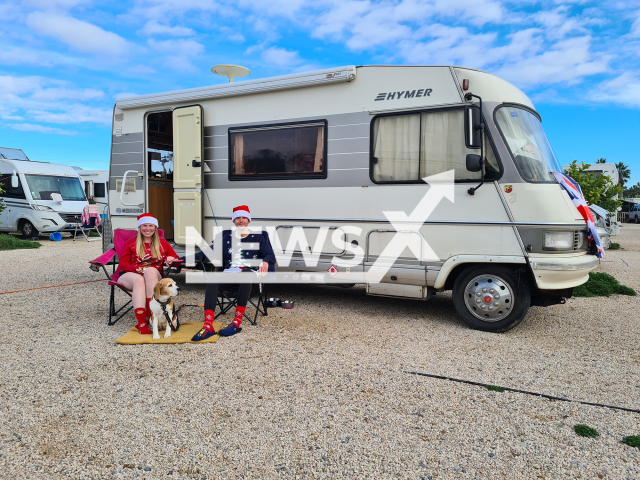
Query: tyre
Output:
[[20, 220, 38, 238], [452, 265, 530, 333], [636, 216, 639, 224]]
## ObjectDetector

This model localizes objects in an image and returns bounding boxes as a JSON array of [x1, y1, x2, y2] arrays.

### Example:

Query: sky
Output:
[[1, 0, 639, 184]]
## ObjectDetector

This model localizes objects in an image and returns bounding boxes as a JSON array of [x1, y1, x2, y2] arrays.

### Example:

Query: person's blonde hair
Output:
[[136, 227, 161, 260]]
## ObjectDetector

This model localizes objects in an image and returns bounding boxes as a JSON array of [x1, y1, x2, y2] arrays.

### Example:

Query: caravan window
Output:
[[371, 108, 500, 183], [94, 182, 106, 198], [0, 174, 26, 199], [25, 175, 86, 201], [229, 121, 326, 179]]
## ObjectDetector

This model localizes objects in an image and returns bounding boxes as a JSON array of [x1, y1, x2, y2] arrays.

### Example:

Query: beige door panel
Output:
[[173, 106, 202, 189], [173, 191, 202, 245]]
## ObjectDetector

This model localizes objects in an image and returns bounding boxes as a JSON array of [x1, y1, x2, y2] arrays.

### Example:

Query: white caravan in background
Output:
[[0, 147, 88, 237], [107, 65, 600, 332], [76, 168, 109, 210]]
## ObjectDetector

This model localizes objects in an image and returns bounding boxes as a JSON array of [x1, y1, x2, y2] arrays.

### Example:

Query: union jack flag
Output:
[[552, 171, 604, 258]]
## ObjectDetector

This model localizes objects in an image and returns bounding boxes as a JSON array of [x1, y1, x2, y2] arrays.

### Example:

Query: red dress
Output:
[[119, 237, 178, 276]]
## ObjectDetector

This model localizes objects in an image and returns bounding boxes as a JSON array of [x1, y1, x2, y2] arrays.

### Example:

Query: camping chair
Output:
[[89, 229, 183, 325], [74, 204, 102, 242], [191, 252, 271, 326]]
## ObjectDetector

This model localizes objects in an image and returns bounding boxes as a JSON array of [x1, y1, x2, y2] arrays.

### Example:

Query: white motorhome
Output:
[[76, 168, 109, 211], [107, 65, 600, 332], [0, 147, 88, 237]]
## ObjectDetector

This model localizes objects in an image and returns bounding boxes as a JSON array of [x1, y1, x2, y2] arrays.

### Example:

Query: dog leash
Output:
[[156, 297, 180, 332]]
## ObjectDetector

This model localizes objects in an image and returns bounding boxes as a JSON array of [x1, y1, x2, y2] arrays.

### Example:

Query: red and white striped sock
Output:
[[203, 309, 215, 332], [232, 306, 245, 327]]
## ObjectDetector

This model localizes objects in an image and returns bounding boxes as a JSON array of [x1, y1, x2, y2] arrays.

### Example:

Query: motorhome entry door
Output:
[[172, 105, 203, 245]]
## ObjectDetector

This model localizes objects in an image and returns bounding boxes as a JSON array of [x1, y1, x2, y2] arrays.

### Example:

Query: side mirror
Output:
[[466, 154, 483, 172], [11, 171, 18, 189], [465, 105, 482, 149], [50, 193, 63, 203]]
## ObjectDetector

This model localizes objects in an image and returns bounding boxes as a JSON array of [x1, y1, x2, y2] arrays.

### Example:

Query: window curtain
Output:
[[420, 110, 477, 180], [372, 114, 420, 181], [233, 134, 244, 174], [313, 126, 324, 172]]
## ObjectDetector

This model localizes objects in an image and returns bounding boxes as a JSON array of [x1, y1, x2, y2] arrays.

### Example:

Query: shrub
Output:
[[485, 385, 505, 392], [0, 234, 41, 251], [622, 435, 640, 450], [574, 424, 599, 438], [573, 272, 636, 297]]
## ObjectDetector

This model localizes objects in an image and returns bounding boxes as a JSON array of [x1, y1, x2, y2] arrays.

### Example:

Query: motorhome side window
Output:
[[0, 174, 26, 199], [494, 106, 563, 183], [229, 122, 326, 179], [371, 109, 500, 182], [94, 183, 106, 198]]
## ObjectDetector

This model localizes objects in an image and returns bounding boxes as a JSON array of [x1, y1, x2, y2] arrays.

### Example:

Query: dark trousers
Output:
[[204, 270, 253, 311]]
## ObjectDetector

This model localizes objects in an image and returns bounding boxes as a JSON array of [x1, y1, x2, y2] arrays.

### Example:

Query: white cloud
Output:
[[630, 9, 640, 37], [494, 36, 610, 88], [0, 75, 112, 125], [10, 123, 79, 135], [148, 38, 205, 72], [31, 87, 104, 101], [138, 20, 195, 37], [26, 11, 129, 56], [591, 72, 640, 108], [261, 47, 302, 67]]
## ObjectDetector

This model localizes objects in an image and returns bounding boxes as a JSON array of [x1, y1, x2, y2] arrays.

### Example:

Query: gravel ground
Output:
[[0, 228, 639, 480]]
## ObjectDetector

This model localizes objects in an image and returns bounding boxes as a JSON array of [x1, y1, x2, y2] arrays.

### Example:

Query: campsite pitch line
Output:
[[404, 371, 640, 414], [0, 278, 107, 295]]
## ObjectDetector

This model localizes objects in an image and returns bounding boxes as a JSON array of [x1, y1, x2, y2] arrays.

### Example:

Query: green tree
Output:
[[564, 161, 622, 214], [615, 162, 631, 187], [595, 157, 607, 163], [623, 182, 640, 198]]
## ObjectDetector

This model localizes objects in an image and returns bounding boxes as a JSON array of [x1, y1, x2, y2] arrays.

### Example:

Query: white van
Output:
[[107, 65, 600, 332], [0, 147, 88, 237]]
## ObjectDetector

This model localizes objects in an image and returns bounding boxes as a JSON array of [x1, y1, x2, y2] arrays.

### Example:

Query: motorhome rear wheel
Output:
[[452, 266, 531, 332], [20, 220, 38, 238]]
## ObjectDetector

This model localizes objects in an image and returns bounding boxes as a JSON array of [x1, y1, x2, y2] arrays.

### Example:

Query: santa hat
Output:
[[137, 213, 158, 228], [232, 205, 251, 222]]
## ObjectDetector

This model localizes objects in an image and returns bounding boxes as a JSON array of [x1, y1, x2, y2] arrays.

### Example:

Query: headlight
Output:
[[543, 231, 575, 251], [32, 205, 54, 211]]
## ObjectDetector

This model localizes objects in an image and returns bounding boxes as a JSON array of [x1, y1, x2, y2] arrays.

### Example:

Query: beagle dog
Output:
[[149, 278, 180, 340]]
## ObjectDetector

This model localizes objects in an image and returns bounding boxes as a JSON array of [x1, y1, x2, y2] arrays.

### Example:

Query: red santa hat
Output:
[[137, 213, 158, 228], [232, 205, 251, 222]]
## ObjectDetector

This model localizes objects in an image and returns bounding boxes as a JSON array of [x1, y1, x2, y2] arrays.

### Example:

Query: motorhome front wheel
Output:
[[20, 220, 38, 238], [452, 266, 531, 333]]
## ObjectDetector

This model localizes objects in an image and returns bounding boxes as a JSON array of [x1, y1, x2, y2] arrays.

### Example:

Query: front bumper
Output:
[[529, 254, 600, 290]]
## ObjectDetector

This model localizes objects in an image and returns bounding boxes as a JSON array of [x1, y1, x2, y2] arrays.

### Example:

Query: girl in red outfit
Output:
[[118, 213, 177, 334]]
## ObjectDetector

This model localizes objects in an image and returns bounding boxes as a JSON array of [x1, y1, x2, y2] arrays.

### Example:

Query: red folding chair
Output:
[[89, 229, 182, 325]]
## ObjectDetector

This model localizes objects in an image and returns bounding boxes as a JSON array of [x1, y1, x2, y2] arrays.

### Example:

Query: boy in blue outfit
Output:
[[192, 205, 275, 340]]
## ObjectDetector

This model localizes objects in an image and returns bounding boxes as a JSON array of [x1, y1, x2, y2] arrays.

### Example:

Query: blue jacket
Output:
[[221, 230, 276, 272]]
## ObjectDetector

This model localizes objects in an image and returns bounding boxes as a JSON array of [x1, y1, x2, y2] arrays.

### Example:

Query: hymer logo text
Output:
[[375, 89, 432, 101]]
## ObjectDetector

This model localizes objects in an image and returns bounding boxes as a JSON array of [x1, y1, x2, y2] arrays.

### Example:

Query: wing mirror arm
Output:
[[465, 92, 484, 196]]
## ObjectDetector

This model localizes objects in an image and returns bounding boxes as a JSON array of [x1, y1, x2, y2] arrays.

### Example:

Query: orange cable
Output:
[[0, 278, 108, 295]]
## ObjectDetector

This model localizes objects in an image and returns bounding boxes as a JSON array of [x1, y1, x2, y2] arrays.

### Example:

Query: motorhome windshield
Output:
[[25, 175, 86, 201], [495, 106, 562, 183]]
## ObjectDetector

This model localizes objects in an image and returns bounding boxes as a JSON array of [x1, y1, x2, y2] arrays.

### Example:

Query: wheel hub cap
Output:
[[464, 275, 514, 322]]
